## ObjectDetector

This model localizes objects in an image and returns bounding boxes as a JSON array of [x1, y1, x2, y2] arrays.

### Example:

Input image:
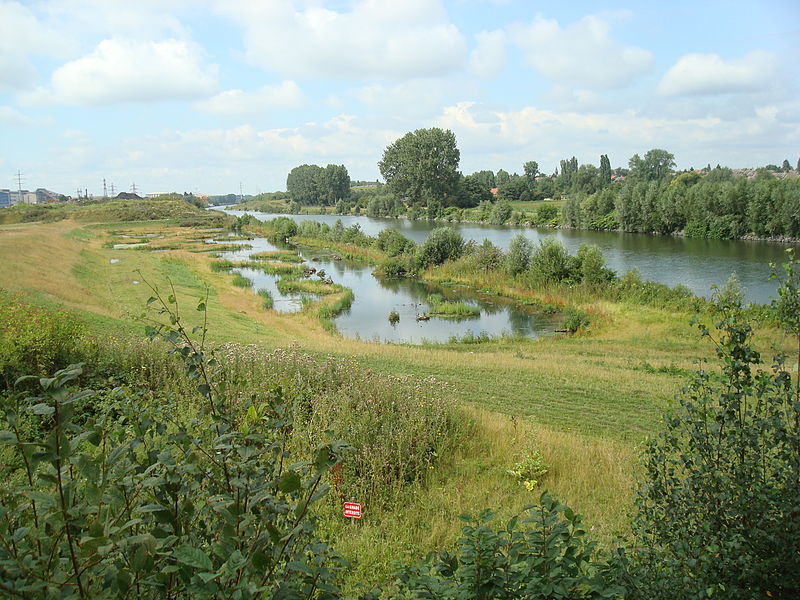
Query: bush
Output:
[[576, 243, 609, 285], [562, 307, 591, 333], [463, 239, 503, 272], [529, 238, 570, 284], [0, 291, 84, 389], [0, 295, 350, 599], [375, 256, 412, 278], [507, 450, 548, 491], [489, 200, 512, 225], [504, 234, 533, 276], [267, 216, 299, 239], [376, 229, 415, 256], [415, 227, 465, 269], [379, 493, 626, 599], [630, 266, 800, 599]]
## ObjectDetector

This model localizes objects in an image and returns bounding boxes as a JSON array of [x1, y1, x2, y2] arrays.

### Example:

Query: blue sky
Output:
[[1, 0, 798, 196]]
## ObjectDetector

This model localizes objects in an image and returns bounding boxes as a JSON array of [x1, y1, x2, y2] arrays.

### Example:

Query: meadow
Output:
[[0, 197, 791, 595]]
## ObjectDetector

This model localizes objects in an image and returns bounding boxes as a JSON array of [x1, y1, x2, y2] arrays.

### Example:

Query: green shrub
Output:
[[507, 450, 549, 491], [415, 227, 465, 269], [630, 266, 800, 599], [505, 234, 533, 276], [562, 307, 591, 333], [375, 256, 412, 278], [529, 238, 570, 284], [0, 296, 350, 599], [0, 291, 84, 388], [378, 493, 626, 599]]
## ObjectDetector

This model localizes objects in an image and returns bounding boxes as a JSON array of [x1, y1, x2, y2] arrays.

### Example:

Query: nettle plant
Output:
[[0, 283, 351, 599]]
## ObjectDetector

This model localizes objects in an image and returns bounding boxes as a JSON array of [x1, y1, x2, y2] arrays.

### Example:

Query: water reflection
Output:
[[217, 208, 799, 304], [214, 234, 560, 344]]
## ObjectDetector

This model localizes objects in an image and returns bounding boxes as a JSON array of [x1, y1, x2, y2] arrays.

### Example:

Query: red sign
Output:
[[343, 502, 362, 519]]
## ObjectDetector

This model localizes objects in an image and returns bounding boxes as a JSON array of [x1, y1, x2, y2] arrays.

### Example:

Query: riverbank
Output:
[[220, 206, 792, 304], [1, 201, 792, 591], [230, 199, 800, 245]]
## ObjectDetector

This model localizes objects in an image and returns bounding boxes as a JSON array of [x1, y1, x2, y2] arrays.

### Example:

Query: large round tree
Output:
[[378, 128, 460, 204]]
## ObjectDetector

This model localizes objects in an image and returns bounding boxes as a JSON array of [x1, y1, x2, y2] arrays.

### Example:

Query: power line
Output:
[[103, 178, 108, 199], [131, 182, 138, 195]]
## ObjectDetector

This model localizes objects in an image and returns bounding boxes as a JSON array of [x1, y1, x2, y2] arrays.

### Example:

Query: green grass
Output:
[[427, 299, 481, 318], [2, 214, 788, 594], [257, 288, 274, 309], [257, 261, 306, 276], [231, 273, 253, 288], [250, 250, 304, 263]]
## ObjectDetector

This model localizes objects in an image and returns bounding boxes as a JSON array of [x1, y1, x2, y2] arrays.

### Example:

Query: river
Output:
[[215, 207, 799, 304]]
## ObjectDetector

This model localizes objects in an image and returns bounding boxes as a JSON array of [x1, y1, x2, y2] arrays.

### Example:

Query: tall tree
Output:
[[286, 163, 351, 206], [286, 164, 324, 204], [629, 149, 676, 181], [495, 169, 511, 187], [457, 174, 492, 208], [320, 164, 350, 205], [599, 154, 612, 186], [470, 170, 495, 190], [379, 128, 460, 204], [523, 161, 540, 186]]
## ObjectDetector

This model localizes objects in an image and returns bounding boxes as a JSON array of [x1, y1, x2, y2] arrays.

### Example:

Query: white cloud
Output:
[[215, 0, 467, 79], [508, 14, 653, 88], [0, 2, 68, 90], [354, 79, 466, 119], [435, 101, 799, 173], [0, 105, 38, 126], [38, 0, 198, 41], [96, 115, 401, 191], [657, 51, 776, 96], [469, 30, 506, 79], [25, 38, 217, 106], [195, 81, 306, 116]]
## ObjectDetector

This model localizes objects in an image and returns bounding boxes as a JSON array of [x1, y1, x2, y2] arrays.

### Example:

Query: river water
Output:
[[215, 235, 561, 344], [215, 208, 799, 305]]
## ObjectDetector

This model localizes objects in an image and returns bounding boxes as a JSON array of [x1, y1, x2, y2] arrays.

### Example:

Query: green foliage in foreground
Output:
[[0, 298, 351, 599], [373, 495, 626, 599], [0, 281, 475, 598], [2, 251, 799, 597], [630, 264, 800, 600], [0, 291, 84, 389]]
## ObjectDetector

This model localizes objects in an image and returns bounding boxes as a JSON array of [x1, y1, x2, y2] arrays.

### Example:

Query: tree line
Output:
[[280, 129, 800, 240]]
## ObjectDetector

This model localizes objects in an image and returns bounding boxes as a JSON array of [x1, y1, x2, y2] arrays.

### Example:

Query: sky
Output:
[[1, 0, 798, 196]]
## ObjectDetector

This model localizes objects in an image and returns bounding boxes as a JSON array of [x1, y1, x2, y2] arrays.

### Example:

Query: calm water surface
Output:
[[217, 208, 799, 304], [215, 236, 560, 344]]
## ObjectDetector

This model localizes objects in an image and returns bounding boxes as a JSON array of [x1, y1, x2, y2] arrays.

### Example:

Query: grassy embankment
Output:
[[2, 197, 782, 591]]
